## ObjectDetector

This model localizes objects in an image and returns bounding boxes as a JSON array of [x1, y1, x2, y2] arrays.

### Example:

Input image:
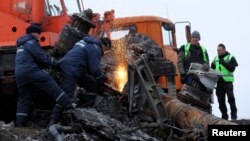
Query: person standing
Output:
[[177, 30, 211, 113], [15, 24, 74, 127], [211, 43, 238, 120], [177, 30, 210, 83]]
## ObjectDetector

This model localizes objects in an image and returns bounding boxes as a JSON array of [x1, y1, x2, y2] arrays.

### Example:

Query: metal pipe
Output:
[[31, 0, 45, 24], [163, 95, 237, 131]]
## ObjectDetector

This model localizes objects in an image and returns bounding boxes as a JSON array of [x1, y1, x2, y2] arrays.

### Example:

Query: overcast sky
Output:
[[83, 0, 250, 119]]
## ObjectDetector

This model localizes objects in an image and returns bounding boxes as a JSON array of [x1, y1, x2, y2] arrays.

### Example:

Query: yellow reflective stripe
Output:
[[200, 45, 207, 63]]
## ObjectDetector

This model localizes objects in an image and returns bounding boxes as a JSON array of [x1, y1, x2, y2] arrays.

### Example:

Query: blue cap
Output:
[[191, 30, 200, 39], [26, 24, 41, 34]]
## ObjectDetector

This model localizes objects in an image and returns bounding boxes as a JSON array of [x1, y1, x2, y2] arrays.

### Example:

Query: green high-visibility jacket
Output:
[[213, 55, 234, 82], [184, 43, 208, 63]]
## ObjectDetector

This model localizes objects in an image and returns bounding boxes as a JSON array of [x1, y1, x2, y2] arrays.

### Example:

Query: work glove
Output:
[[180, 74, 187, 84], [103, 75, 112, 84], [96, 75, 112, 95], [219, 58, 226, 65], [96, 73, 111, 85]]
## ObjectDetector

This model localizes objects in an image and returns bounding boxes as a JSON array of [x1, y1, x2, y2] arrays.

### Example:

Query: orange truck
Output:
[[0, 0, 90, 122], [0, 0, 76, 94], [0, 0, 189, 121]]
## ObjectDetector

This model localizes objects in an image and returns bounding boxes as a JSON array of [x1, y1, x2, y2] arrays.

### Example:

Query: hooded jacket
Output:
[[58, 36, 105, 82], [15, 34, 54, 87]]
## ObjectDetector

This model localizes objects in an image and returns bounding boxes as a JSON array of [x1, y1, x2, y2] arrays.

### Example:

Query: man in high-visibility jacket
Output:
[[178, 30, 210, 83], [211, 43, 238, 120]]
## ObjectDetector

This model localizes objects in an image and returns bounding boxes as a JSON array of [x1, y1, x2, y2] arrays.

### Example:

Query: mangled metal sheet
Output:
[[178, 63, 221, 112], [188, 63, 221, 92]]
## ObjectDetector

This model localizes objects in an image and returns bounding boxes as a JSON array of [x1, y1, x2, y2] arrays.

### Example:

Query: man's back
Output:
[[58, 36, 103, 77], [15, 33, 53, 87]]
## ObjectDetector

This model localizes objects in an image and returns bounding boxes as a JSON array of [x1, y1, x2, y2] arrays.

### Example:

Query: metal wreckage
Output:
[[0, 40, 238, 141], [0, 2, 246, 141], [1, 16, 237, 141]]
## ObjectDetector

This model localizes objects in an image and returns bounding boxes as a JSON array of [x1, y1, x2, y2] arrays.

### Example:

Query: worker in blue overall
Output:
[[15, 24, 75, 127]]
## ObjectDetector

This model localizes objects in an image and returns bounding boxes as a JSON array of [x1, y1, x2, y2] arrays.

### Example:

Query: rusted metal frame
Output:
[[128, 53, 170, 127]]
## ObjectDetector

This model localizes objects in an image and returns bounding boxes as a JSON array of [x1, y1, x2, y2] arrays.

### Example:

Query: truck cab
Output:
[[103, 15, 185, 91]]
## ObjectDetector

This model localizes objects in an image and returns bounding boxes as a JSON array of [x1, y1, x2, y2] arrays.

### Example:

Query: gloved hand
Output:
[[103, 75, 112, 84], [97, 74, 111, 85], [219, 58, 226, 65], [180, 74, 187, 84]]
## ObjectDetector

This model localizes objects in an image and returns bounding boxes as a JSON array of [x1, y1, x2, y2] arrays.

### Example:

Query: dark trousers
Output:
[[61, 72, 77, 99], [50, 72, 99, 123], [61, 72, 99, 98], [16, 75, 71, 125], [77, 74, 99, 107], [216, 82, 237, 120]]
